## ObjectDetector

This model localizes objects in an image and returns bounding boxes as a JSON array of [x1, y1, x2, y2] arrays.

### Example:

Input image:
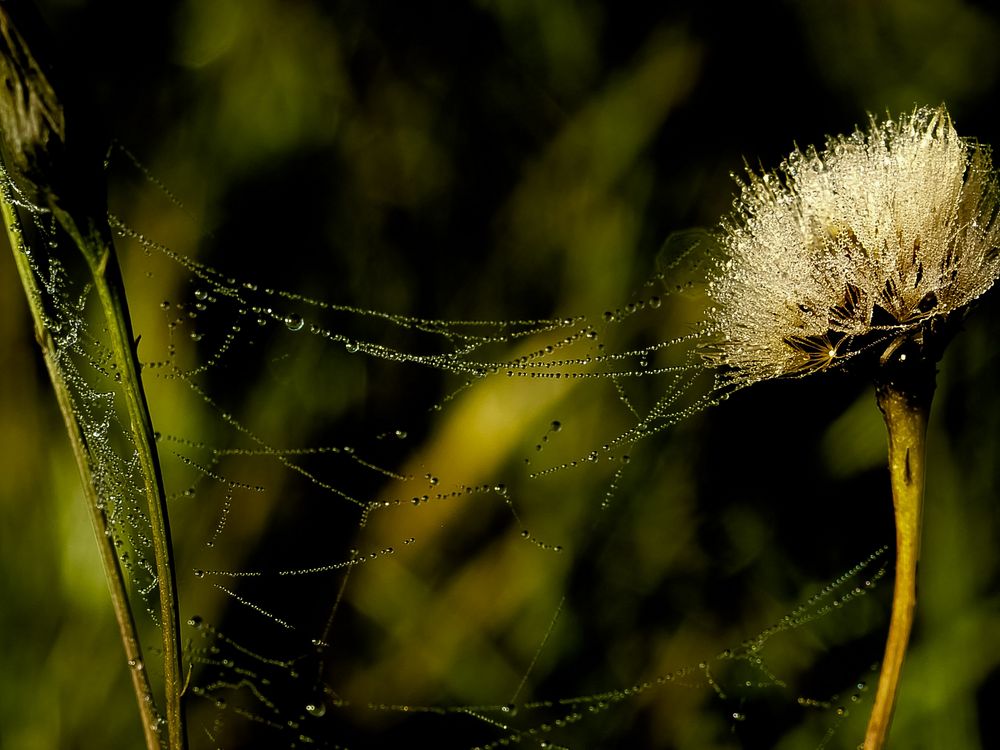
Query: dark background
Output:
[[2, 1, 1000, 748]]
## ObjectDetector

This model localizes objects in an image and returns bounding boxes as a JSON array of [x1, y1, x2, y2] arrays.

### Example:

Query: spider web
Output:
[[6, 2, 1000, 748], [4, 147, 889, 749]]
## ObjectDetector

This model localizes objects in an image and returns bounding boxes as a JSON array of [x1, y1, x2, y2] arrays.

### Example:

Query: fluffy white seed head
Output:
[[705, 106, 1000, 387]]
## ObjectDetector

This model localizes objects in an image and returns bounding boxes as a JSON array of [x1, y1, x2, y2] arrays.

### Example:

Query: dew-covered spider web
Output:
[[4, 134, 913, 750], [5, 2, 1000, 748]]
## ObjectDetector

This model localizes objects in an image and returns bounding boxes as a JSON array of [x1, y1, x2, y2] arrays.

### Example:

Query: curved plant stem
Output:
[[54, 204, 187, 750], [0, 4, 186, 747], [0, 179, 165, 750], [864, 378, 932, 749]]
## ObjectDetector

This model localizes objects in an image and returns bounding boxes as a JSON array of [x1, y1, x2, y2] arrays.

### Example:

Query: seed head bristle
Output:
[[705, 106, 1000, 386]]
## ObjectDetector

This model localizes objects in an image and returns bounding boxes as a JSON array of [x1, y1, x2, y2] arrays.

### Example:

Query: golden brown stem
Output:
[[865, 381, 931, 749]]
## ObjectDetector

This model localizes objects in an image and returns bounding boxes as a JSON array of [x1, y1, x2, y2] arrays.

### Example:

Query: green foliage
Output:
[[3, 1, 1000, 748]]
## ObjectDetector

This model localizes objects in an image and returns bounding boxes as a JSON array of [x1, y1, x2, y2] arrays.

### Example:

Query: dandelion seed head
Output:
[[704, 106, 1000, 387]]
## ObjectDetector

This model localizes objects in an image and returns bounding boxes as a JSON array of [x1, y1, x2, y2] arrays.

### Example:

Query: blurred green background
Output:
[[3, 1, 1000, 748]]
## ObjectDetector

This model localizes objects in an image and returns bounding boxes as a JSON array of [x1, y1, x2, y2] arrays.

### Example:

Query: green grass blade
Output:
[[0, 4, 186, 748]]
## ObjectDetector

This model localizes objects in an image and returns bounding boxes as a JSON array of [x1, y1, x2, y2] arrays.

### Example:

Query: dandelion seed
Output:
[[702, 106, 1000, 749], [705, 105, 1000, 387]]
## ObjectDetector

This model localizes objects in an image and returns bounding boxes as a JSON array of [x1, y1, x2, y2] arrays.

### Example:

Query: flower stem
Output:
[[865, 374, 933, 749]]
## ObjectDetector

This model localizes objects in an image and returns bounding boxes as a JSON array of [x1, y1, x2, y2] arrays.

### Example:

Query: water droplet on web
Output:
[[188, 615, 203, 628], [194, 288, 208, 301], [284, 313, 304, 332], [193, 569, 205, 578], [344, 340, 359, 353], [305, 701, 326, 717], [550, 420, 562, 432]]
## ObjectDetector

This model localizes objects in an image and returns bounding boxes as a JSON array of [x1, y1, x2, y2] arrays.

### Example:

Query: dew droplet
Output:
[[284, 313, 304, 332], [305, 702, 326, 717]]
